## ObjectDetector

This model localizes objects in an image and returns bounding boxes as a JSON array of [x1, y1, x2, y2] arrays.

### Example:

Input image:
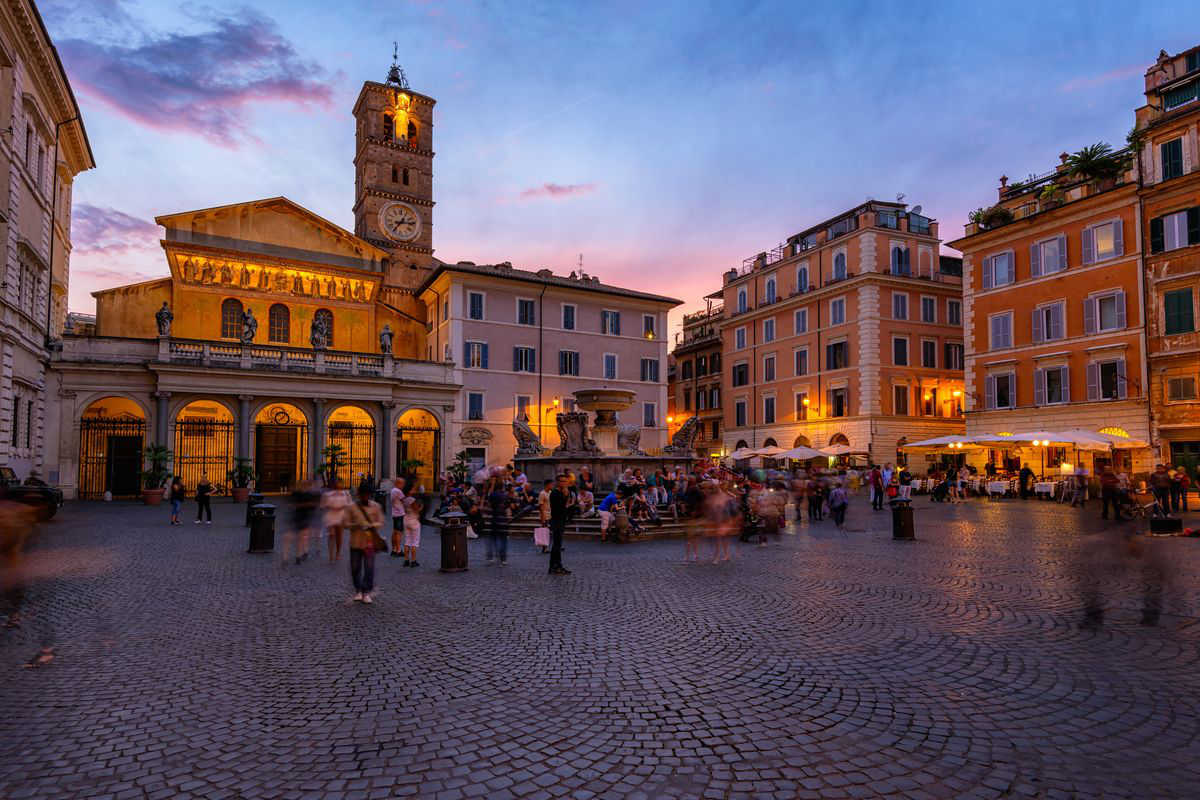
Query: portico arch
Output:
[[173, 400, 235, 490], [396, 407, 440, 492], [253, 402, 309, 492], [78, 396, 147, 499], [325, 404, 377, 488]]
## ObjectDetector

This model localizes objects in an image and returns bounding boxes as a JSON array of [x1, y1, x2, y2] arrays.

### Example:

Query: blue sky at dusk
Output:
[[45, 0, 1200, 334]]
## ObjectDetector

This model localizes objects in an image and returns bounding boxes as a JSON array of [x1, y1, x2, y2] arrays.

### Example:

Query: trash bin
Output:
[[247, 503, 276, 553], [439, 508, 469, 573], [245, 492, 264, 526], [890, 498, 915, 540]]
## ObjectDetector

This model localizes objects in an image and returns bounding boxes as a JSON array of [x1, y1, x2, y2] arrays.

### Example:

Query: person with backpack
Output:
[[194, 472, 213, 525], [343, 484, 385, 603]]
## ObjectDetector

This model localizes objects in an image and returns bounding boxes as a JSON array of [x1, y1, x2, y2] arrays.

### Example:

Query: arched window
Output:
[[765, 277, 776, 303], [268, 304, 290, 343], [382, 113, 394, 141], [220, 298, 242, 339], [735, 439, 748, 450], [391, 165, 398, 183], [314, 308, 334, 348], [833, 252, 847, 281], [402, 167, 410, 185], [737, 288, 748, 313], [763, 437, 778, 447], [793, 435, 810, 448], [829, 432, 850, 446], [407, 120, 417, 144]]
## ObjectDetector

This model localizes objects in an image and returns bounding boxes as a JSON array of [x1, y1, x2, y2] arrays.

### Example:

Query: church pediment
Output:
[[156, 197, 389, 273]]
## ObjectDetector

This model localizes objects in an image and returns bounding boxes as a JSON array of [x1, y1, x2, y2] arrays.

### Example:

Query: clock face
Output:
[[379, 201, 420, 242]]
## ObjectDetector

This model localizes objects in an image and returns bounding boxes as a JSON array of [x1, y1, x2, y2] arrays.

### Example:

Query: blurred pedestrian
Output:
[[548, 473, 574, 575], [403, 496, 423, 567], [284, 479, 320, 565], [487, 480, 511, 565], [169, 475, 185, 526], [322, 478, 349, 562], [388, 478, 407, 557], [1150, 465, 1171, 516], [194, 472, 213, 525], [343, 484, 385, 603], [828, 481, 850, 533]]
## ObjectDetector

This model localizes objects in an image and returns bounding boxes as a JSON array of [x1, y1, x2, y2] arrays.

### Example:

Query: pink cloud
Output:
[[72, 204, 161, 257], [519, 182, 598, 200], [1059, 64, 1144, 93]]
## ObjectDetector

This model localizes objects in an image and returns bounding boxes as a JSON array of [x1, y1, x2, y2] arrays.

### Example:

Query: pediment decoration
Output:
[[460, 427, 493, 445]]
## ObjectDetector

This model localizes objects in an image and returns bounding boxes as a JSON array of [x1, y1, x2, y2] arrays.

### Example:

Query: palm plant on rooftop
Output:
[[1066, 142, 1127, 185]]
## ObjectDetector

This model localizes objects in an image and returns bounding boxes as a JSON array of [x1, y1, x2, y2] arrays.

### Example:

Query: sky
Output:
[[43, 0, 1200, 339]]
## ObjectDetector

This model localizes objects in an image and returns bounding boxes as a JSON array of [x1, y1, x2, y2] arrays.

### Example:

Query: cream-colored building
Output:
[[0, 0, 93, 480]]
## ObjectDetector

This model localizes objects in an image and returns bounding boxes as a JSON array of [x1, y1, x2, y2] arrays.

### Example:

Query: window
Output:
[[828, 387, 848, 417], [710, 420, 720, 439], [468, 292, 485, 320], [734, 400, 747, 427], [10, 396, 17, 447], [921, 297, 936, 323], [220, 298, 242, 338], [765, 278, 777, 304], [826, 340, 849, 369], [710, 353, 720, 372], [794, 309, 807, 333], [909, 213, 932, 235], [681, 360, 693, 380], [643, 314, 656, 337], [891, 246, 911, 276], [602, 310, 621, 335], [763, 355, 775, 382], [948, 300, 962, 326], [877, 210, 899, 229], [922, 388, 939, 417], [268, 303, 289, 343], [736, 289, 748, 313], [794, 392, 808, 420], [833, 252, 847, 281], [402, 167, 410, 185], [1165, 79, 1200, 110], [983, 251, 1014, 288], [517, 298, 536, 325], [735, 327, 747, 349], [697, 390, 706, 410], [464, 341, 488, 368], [989, 312, 1013, 349], [24, 399, 31, 448], [709, 387, 719, 408], [892, 337, 909, 366], [513, 346, 536, 372], [1168, 377, 1197, 401], [763, 318, 775, 342], [684, 389, 692, 411], [1033, 302, 1065, 342], [562, 304, 576, 330], [1162, 138, 1184, 181], [1089, 359, 1126, 401], [559, 350, 580, 376], [944, 343, 964, 370], [732, 363, 749, 387], [1086, 291, 1126, 333], [443, 299, 449, 321], [796, 265, 809, 293], [643, 403, 657, 428], [516, 395, 532, 421], [36, 145, 43, 188], [391, 165, 398, 182], [1152, 209, 1196, 253], [697, 355, 708, 375], [603, 353, 618, 379], [1031, 235, 1067, 277], [467, 392, 485, 420], [892, 293, 908, 320], [313, 308, 334, 347], [640, 358, 660, 382], [1165, 289, 1195, 334], [831, 298, 846, 325], [921, 340, 937, 368], [794, 348, 808, 376], [382, 113, 394, 141], [893, 385, 909, 416], [1083, 220, 1123, 263], [986, 373, 1016, 409], [1036, 366, 1069, 406], [763, 396, 776, 424]]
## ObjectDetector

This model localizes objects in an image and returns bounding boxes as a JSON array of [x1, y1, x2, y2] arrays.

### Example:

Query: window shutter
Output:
[[903, 247, 911, 273], [1115, 291, 1127, 329], [1032, 308, 1043, 343], [481, 344, 488, 369], [985, 375, 996, 410], [1116, 359, 1127, 399], [601, 312, 607, 333], [1112, 220, 1124, 256], [825, 388, 832, 415], [614, 313, 621, 336], [1034, 368, 1046, 406], [1188, 208, 1200, 246], [1150, 216, 1164, 253], [1057, 234, 1067, 271], [1052, 304, 1064, 340], [1008, 373, 1017, 408], [1086, 362, 1099, 401], [1084, 298, 1097, 334], [1030, 242, 1042, 277], [1006, 255, 1015, 284], [463, 342, 470, 365], [513, 347, 520, 372], [982, 256, 993, 289], [1061, 366, 1070, 403], [1082, 227, 1094, 265]]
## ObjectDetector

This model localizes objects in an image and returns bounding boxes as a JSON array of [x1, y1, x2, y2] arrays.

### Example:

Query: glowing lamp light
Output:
[[666, 415, 674, 423], [802, 397, 810, 406], [952, 390, 963, 398], [923, 393, 932, 400], [552, 397, 559, 407]]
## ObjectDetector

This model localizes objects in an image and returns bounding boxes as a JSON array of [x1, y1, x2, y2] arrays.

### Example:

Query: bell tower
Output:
[[352, 46, 435, 290]]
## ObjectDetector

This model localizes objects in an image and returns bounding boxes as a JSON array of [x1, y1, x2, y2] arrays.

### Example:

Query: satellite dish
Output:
[[912, 205, 923, 215]]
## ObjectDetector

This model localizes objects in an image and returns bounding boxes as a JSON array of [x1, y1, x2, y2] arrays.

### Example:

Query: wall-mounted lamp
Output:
[[952, 390, 962, 398]]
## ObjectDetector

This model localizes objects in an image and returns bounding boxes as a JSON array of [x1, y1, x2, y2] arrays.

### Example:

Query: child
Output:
[[403, 496, 423, 567]]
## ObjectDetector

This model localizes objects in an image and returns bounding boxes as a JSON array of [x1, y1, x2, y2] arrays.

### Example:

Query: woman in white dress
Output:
[[321, 478, 349, 562]]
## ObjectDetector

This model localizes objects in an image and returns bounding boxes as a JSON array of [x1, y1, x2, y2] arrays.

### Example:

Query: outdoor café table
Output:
[[1034, 481, 1056, 498], [987, 480, 1009, 499]]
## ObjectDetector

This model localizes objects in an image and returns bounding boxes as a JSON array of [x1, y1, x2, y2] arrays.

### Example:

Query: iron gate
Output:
[[327, 423, 375, 487], [396, 425, 441, 491], [79, 418, 146, 499], [173, 420, 235, 492]]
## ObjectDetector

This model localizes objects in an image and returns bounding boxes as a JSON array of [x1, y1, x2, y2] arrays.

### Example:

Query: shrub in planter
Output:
[[141, 443, 171, 505], [226, 457, 256, 502], [1066, 142, 1126, 187], [969, 205, 1014, 230]]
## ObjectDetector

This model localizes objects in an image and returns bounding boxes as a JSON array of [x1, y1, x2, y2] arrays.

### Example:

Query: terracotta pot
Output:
[[142, 488, 163, 506], [232, 487, 250, 503]]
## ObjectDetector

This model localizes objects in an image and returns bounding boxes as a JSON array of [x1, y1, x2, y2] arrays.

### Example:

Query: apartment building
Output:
[[669, 304, 723, 458], [714, 202, 965, 465], [1137, 46, 1200, 467], [419, 262, 680, 470]]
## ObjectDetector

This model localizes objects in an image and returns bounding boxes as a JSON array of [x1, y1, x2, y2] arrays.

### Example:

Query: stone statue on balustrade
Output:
[[663, 415, 700, 455], [155, 302, 173, 336], [617, 422, 645, 456], [310, 314, 330, 350], [379, 324, 393, 355], [240, 308, 257, 343], [552, 411, 601, 456], [513, 416, 545, 457]]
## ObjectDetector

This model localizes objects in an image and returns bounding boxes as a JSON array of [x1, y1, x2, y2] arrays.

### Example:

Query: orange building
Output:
[[714, 202, 965, 465], [669, 304, 724, 458]]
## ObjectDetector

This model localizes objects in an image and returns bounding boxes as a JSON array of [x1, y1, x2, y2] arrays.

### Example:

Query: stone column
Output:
[[237, 395, 253, 461], [312, 397, 327, 479], [378, 401, 395, 480], [154, 391, 170, 446]]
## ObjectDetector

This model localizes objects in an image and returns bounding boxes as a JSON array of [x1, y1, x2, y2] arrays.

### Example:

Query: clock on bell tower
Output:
[[352, 49, 436, 290]]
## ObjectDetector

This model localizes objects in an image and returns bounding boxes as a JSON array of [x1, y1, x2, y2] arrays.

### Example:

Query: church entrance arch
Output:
[[254, 403, 308, 493], [173, 400, 235, 492], [78, 396, 146, 499], [326, 405, 376, 488], [396, 408, 440, 492]]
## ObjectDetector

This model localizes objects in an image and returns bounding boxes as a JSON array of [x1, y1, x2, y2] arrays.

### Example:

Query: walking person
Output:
[[388, 478, 407, 558], [322, 478, 349, 562], [828, 481, 850, 533], [1150, 465, 1172, 516], [868, 465, 884, 511], [898, 466, 912, 500], [548, 473, 574, 575], [401, 496, 423, 567], [537, 479, 553, 553], [285, 479, 320, 564], [1179, 467, 1192, 512], [343, 484, 385, 603], [487, 479, 512, 565], [194, 472, 213, 525], [169, 475, 185, 526], [1099, 467, 1122, 521]]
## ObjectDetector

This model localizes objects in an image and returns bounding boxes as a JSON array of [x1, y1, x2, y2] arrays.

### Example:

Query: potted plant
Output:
[[969, 205, 1014, 230], [141, 444, 172, 506], [447, 450, 471, 485], [317, 444, 346, 488], [399, 458, 425, 490], [1039, 183, 1065, 209], [226, 457, 256, 502]]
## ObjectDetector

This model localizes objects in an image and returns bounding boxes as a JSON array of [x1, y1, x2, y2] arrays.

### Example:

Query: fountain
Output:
[[513, 389, 698, 489]]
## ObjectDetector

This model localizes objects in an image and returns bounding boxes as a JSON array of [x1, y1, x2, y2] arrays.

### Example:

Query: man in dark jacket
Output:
[[549, 473, 574, 575]]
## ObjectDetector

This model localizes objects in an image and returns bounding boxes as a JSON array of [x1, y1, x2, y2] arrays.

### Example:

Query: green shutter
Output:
[[1165, 289, 1195, 334], [1150, 216, 1165, 253], [1164, 79, 1200, 111]]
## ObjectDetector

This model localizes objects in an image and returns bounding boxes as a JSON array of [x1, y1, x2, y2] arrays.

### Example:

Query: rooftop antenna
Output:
[[386, 41, 409, 89], [896, 192, 906, 203]]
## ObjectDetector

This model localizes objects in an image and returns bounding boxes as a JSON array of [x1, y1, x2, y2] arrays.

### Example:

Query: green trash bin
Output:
[[248, 503, 276, 553]]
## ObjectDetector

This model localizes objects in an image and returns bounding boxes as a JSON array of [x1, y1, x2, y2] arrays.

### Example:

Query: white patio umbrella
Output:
[[728, 447, 758, 460], [779, 445, 827, 460], [754, 445, 789, 458], [1058, 429, 1149, 449], [820, 444, 853, 456], [901, 435, 983, 449]]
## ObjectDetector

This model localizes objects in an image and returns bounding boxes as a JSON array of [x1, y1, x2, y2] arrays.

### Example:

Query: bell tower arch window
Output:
[[402, 167, 410, 186], [220, 298, 242, 339], [382, 113, 394, 142], [391, 165, 398, 183], [407, 120, 417, 145]]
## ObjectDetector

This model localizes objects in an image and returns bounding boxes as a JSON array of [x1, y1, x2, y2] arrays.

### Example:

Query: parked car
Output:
[[0, 467, 63, 521]]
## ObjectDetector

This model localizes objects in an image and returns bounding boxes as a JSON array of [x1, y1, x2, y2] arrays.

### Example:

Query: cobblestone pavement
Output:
[[2, 497, 1199, 799]]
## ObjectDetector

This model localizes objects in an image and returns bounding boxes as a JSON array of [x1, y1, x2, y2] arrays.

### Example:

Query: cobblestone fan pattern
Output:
[[2, 500, 1199, 799]]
